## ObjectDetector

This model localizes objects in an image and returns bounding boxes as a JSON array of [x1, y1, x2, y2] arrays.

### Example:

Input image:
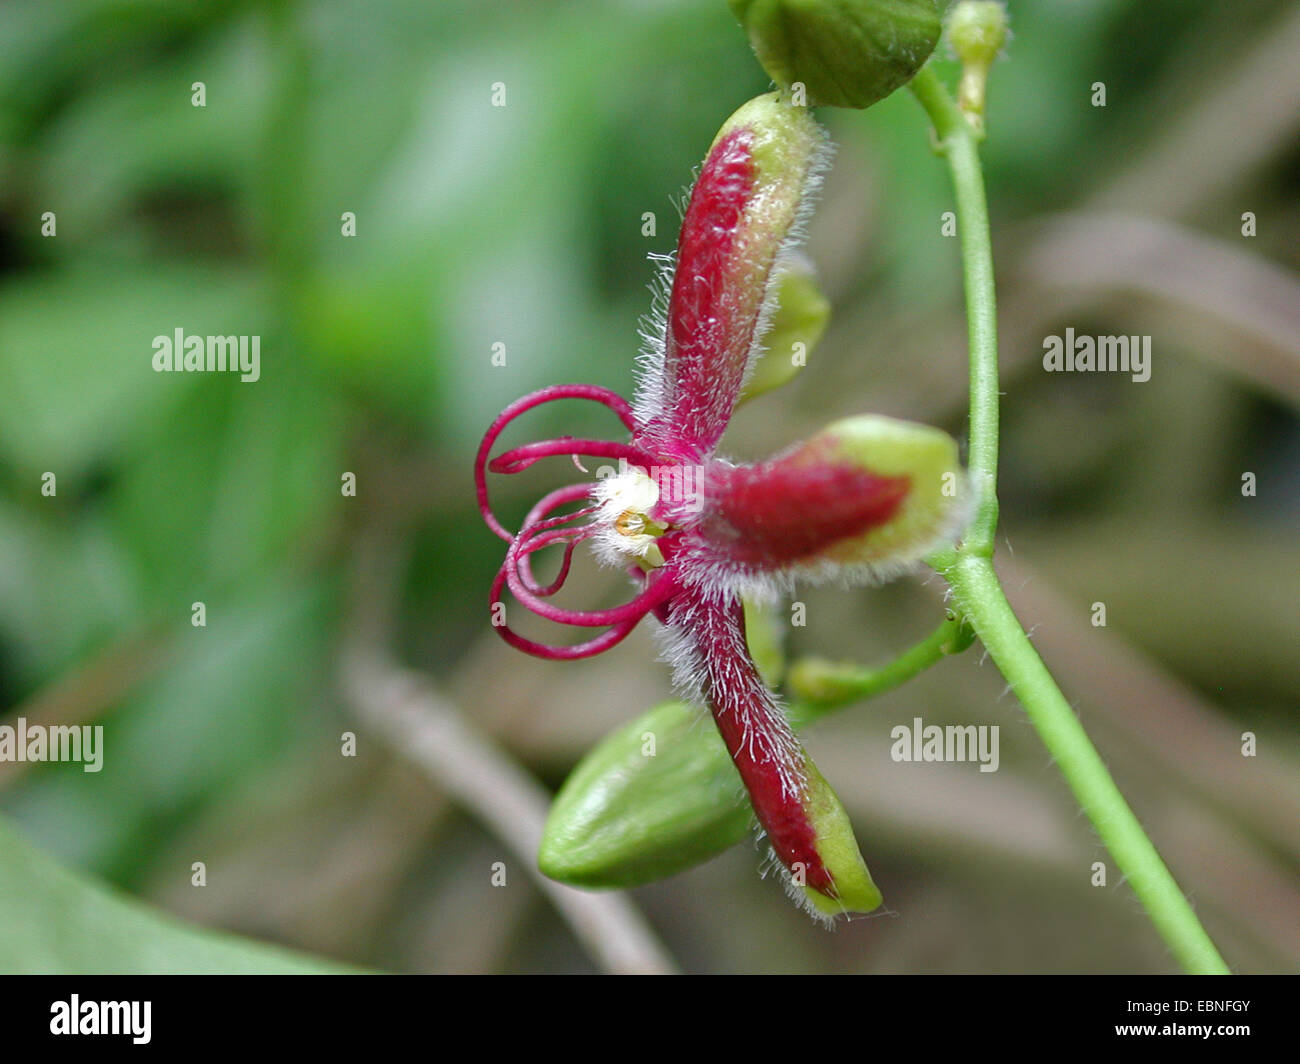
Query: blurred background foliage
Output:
[[0, 0, 1296, 973]]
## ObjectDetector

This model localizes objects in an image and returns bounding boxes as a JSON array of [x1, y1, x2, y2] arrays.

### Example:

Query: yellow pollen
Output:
[[615, 510, 647, 537]]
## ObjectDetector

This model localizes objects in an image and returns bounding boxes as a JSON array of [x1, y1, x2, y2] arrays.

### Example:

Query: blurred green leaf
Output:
[[7, 576, 333, 878], [0, 815, 352, 973], [0, 266, 265, 481]]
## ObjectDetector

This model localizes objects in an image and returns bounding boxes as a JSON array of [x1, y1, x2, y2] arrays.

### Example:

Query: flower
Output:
[[476, 93, 965, 920]]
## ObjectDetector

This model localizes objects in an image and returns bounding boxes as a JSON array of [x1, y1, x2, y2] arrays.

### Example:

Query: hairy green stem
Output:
[[943, 554, 1229, 974], [908, 65, 1229, 974]]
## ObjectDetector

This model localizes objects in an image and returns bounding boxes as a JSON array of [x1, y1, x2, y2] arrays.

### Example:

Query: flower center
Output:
[[594, 467, 668, 568], [615, 510, 653, 537]]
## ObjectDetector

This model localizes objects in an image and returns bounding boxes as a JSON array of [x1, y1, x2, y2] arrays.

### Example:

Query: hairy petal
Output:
[[635, 93, 829, 460], [700, 452, 910, 568], [664, 585, 880, 919], [689, 414, 967, 593], [476, 384, 638, 542]]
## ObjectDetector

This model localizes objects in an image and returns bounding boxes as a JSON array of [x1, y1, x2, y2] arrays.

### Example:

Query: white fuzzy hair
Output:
[[669, 467, 976, 608], [632, 120, 834, 441], [653, 584, 805, 804]]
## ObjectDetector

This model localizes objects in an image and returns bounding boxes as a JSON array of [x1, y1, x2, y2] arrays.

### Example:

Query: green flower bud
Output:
[[948, 0, 1008, 66], [799, 414, 966, 571], [538, 700, 753, 888], [742, 596, 786, 687], [798, 759, 882, 916], [948, 1, 1009, 131], [737, 259, 829, 405], [729, 0, 942, 109], [539, 697, 882, 917], [786, 657, 874, 705]]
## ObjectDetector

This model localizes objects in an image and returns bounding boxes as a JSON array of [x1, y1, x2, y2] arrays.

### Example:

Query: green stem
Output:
[[944, 555, 1228, 974], [786, 615, 973, 721], [910, 66, 998, 555], [908, 65, 1228, 974]]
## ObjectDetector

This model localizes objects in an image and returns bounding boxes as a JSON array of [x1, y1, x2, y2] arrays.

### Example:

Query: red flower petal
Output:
[[699, 445, 910, 570], [637, 95, 827, 461], [671, 587, 835, 894]]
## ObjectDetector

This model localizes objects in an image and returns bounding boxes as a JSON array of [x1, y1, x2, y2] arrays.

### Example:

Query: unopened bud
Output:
[[738, 260, 829, 404], [949, 1, 1009, 132], [729, 0, 942, 110]]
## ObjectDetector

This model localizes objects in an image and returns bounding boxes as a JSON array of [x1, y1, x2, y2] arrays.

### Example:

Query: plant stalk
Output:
[[909, 64, 1229, 974]]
